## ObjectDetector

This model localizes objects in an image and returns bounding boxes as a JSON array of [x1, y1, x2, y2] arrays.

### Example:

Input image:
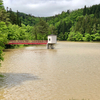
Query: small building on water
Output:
[[47, 35, 57, 49]]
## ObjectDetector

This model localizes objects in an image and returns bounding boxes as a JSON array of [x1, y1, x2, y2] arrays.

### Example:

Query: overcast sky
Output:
[[3, 0, 100, 17]]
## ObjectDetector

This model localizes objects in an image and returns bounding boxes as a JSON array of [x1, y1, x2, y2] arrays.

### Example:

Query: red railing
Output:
[[8, 40, 48, 45]]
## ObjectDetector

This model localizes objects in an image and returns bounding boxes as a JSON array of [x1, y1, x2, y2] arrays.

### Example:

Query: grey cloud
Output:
[[3, 0, 100, 17]]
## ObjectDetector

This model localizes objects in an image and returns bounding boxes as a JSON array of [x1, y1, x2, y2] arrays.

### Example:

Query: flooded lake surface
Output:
[[0, 42, 100, 100]]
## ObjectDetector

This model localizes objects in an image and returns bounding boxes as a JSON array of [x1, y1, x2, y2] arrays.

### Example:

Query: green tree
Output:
[[48, 24, 57, 35], [67, 10, 70, 14], [93, 33, 100, 41], [84, 33, 91, 41], [92, 24, 97, 34], [0, 0, 9, 25], [0, 21, 8, 66], [58, 32, 64, 40], [32, 26, 38, 40], [64, 32, 68, 40], [0, 0, 3, 9], [67, 32, 76, 41], [17, 10, 19, 25], [75, 32, 83, 41], [83, 5, 87, 15], [37, 19, 49, 39], [94, 7, 99, 18], [8, 8, 19, 25], [85, 24, 91, 34], [97, 24, 100, 34], [0, 0, 9, 66]]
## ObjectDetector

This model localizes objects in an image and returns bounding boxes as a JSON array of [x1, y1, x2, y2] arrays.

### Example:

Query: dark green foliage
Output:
[[0, 4, 10, 25], [16, 12, 40, 26], [0, 22, 8, 66], [83, 5, 87, 15], [38, 19, 48, 35], [0, 0, 3, 9], [32, 19, 56, 40], [16, 10, 19, 25], [7, 8, 21, 26], [57, 20, 72, 40], [0, 0, 9, 66], [85, 4, 100, 17]]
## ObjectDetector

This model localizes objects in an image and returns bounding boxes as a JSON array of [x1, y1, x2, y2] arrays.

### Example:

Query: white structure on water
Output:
[[47, 35, 57, 49]]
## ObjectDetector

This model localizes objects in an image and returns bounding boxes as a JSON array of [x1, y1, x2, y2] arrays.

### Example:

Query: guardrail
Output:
[[8, 40, 48, 45]]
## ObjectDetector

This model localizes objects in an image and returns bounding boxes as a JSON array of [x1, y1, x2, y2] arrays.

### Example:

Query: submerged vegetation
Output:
[[0, 0, 100, 65]]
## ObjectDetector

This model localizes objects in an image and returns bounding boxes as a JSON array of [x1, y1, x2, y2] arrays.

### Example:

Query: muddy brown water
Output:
[[0, 42, 100, 100]]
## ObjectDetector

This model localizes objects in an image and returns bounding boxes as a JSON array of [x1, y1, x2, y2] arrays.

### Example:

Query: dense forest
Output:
[[6, 3, 100, 41], [0, 0, 100, 65]]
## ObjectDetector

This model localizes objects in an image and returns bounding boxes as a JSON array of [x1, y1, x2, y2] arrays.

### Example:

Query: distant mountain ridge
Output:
[[6, 3, 100, 27], [6, 3, 100, 41]]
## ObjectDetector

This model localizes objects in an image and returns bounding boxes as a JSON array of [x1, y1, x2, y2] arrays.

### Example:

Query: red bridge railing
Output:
[[8, 40, 48, 45]]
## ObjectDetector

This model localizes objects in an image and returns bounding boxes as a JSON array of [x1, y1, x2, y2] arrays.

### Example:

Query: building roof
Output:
[[48, 34, 56, 36]]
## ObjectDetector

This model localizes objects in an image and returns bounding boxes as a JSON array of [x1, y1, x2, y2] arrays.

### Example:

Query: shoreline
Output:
[[57, 41, 100, 43]]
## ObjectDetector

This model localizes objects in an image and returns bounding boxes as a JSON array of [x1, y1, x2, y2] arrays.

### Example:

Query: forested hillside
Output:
[[7, 4, 100, 41], [46, 4, 100, 41], [0, 0, 100, 65]]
